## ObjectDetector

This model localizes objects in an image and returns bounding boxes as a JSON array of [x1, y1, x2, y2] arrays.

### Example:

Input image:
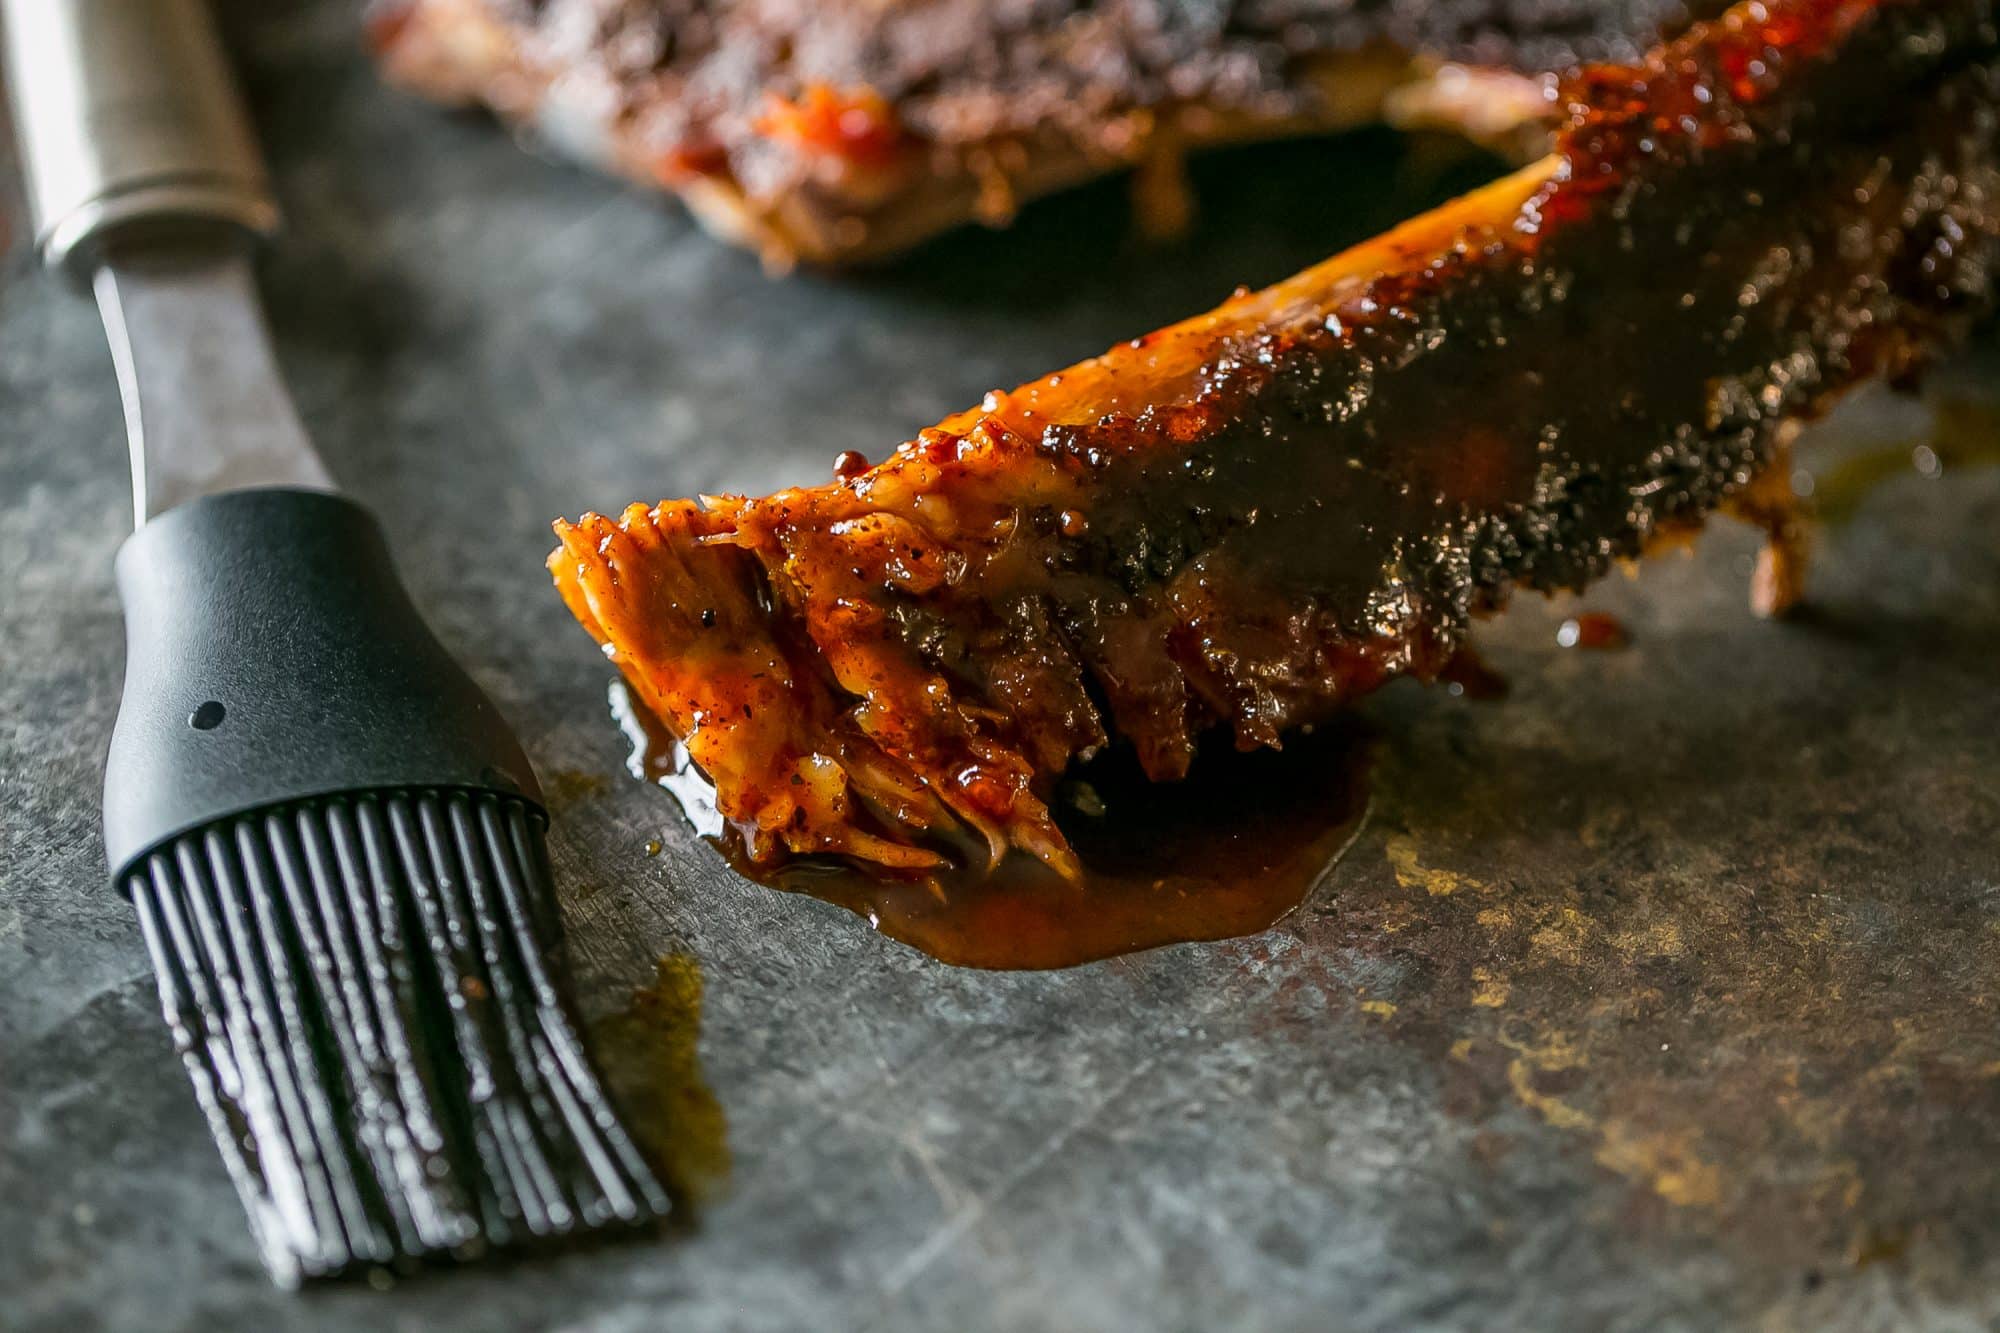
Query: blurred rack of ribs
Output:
[[370, 0, 1732, 266]]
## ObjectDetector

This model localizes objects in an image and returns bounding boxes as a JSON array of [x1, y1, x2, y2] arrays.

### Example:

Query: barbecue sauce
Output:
[[1557, 613, 1630, 651], [551, 0, 2000, 901], [590, 955, 732, 1204], [613, 682, 1371, 969]]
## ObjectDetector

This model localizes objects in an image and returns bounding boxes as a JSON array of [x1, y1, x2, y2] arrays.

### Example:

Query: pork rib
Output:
[[552, 0, 2000, 876], [370, 0, 1720, 265]]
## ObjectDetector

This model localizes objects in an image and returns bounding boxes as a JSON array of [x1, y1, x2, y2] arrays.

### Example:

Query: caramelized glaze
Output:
[[554, 0, 2000, 886]]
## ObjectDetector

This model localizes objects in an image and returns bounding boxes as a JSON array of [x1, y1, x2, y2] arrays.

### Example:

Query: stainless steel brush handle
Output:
[[3, 0, 329, 519], [5, 2, 673, 1285], [2, 0, 279, 272]]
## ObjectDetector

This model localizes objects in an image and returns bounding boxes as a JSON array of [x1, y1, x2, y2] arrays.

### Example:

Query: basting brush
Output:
[[2, 0, 671, 1285]]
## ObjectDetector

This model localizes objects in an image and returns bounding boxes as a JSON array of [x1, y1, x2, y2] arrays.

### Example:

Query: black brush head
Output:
[[106, 490, 670, 1284]]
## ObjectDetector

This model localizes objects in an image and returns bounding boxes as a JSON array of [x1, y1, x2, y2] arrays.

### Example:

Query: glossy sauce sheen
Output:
[[553, 0, 2000, 887], [615, 683, 1371, 969]]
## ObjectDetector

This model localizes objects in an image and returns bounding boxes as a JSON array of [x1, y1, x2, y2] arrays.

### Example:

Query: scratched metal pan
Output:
[[5, 3, 2000, 1329]]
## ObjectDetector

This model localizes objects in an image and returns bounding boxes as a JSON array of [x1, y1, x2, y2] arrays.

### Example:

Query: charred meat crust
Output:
[[552, 0, 2000, 876], [370, 0, 1727, 263]]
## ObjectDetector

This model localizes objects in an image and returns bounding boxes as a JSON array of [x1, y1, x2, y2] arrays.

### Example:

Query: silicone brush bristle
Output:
[[127, 788, 670, 1285]]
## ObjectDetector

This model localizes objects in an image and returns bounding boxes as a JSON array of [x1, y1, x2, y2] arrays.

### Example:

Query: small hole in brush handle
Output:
[[104, 490, 544, 883]]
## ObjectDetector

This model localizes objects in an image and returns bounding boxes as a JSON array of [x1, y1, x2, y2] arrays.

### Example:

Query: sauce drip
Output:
[[1438, 648, 1510, 699], [611, 682, 1372, 969], [1557, 612, 1630, 650]]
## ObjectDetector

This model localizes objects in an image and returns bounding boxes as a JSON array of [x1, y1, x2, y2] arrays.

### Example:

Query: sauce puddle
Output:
[[611, 681, 1373, 969]]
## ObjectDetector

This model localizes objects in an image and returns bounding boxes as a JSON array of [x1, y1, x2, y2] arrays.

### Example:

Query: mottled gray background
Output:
[[6, 4, 2000, 1330]]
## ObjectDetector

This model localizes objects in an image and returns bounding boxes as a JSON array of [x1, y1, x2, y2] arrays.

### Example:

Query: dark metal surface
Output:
[[5, 5, 2000, 1329]]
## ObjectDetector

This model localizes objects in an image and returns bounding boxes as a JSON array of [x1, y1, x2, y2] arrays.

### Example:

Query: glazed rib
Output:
[[370, 0, 1716, 265], [552, 0, 2000, 877]]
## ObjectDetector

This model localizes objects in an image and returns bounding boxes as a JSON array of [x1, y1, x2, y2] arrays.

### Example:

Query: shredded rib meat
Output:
[[552, 0, 2000, 876]]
